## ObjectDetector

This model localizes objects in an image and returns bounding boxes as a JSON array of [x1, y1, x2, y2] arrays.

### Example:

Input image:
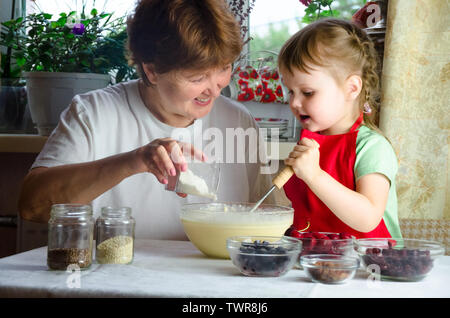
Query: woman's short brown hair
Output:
[[127, 0, 243, 84]]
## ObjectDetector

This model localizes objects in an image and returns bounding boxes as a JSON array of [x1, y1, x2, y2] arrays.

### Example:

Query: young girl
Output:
[[278, 18, 402, 239]]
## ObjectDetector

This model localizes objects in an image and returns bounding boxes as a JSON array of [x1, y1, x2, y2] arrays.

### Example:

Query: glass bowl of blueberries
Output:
[[227, 236, 302, 277], [355, 238, 445, 281]]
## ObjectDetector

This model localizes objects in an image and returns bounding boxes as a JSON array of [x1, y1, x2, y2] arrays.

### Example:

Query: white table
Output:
[[0, 239, 449, 298]]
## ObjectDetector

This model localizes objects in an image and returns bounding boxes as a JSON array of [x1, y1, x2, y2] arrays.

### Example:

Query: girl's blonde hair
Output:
[[278, 18, 381, 132]]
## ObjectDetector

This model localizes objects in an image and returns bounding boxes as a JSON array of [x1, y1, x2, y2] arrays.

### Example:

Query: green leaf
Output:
[[91, 9, 98, 16], [302, 15, 314, 23], [305, 4, 318, 14], [57, 17, 67, 27], [2, 20, 13, 28], [43, 13, 52, 20], [16, 57, 26, 67]]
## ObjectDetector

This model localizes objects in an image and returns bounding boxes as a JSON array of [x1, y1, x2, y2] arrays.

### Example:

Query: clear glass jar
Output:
[[95, 207, 135, 264], [47, 204, 94, 270]]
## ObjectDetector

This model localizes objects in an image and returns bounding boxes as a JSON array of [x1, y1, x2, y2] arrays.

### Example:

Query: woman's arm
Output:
[[18, 138, 202, 223], [18, 151, 138, 223]]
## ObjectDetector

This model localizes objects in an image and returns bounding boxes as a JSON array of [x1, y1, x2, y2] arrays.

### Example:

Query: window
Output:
[[26, 0, 135, 19], [248, 0, 367, 54]]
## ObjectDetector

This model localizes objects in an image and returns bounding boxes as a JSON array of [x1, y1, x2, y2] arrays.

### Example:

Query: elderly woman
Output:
[[18, 0, 274, 240]]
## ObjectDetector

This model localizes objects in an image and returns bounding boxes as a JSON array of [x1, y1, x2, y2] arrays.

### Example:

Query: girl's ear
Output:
[[346, 75, 363, 101], [141, 63, 158, 85]]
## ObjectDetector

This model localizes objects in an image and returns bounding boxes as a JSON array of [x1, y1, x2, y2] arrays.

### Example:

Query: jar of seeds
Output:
[[47, 204, 94, 270], [95, 207, 135, 264]]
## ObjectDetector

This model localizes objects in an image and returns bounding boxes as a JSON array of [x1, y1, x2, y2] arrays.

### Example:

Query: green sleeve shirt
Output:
[[354, 125, 402, 238]]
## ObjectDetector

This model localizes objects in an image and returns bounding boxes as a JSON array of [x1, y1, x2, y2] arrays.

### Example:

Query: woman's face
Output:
[[143, 64, 232, 127]]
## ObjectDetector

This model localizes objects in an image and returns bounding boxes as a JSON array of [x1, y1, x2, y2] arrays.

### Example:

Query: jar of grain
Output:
[[95, 207, 135, 264], [47, 204, 94, 270]]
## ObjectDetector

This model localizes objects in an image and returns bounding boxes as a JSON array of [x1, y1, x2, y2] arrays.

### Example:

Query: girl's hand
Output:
[[284, 138, 321, 184], [132, 138, 205, 185]]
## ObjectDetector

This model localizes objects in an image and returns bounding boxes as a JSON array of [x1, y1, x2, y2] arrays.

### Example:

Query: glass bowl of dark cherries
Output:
[[355, 238, 445, 281], [227, 236, 302, 277]]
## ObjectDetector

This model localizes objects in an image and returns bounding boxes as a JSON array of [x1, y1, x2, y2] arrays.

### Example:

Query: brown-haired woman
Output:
[[18, 0, 273, 240]]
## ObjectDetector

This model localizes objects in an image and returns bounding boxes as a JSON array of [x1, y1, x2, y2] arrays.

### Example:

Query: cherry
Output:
[[299, 232, 313, 239], [327, 234, 340, 240], [313, 232, 328, 239], [339, 232, 353, 240], [283, 225, 295, 237]]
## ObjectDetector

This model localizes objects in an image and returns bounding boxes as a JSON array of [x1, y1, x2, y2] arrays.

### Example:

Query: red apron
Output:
[[283, 114, 391, 238]]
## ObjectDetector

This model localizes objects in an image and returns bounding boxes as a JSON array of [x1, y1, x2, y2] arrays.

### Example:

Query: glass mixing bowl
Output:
[[180, 203, 294, 259]]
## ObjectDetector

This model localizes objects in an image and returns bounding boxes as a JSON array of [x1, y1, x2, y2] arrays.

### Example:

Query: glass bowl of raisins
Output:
[[227, 236, 302, 277], [355, 238, 445, 281], [300, 254, 360, 284]]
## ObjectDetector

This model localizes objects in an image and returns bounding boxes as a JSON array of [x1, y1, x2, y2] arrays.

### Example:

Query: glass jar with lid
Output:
[[95, 206, 135, 264], [47, 204, 94, 270]]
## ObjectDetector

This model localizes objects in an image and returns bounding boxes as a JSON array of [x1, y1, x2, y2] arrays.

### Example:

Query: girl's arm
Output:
[[285, 138, 390, 233], [305, 170, 389, 232]]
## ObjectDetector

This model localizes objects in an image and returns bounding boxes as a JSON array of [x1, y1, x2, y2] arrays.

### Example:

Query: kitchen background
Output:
[[0, 0, 448, 258]]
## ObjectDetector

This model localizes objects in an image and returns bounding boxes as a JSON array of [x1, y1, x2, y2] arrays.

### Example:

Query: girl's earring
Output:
[[363, 102, 372, 114]]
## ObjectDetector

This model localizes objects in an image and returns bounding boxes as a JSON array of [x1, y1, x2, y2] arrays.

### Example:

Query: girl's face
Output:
[[281, 65, 360, 135], [143, 64, 232, 127]]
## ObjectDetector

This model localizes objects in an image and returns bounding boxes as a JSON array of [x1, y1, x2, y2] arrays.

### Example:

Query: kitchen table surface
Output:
[[0, 239, 449, 298]]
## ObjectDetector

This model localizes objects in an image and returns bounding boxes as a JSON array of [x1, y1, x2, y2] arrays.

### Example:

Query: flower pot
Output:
[[24, 72, 110, 136], [0, 80, 27, 133]]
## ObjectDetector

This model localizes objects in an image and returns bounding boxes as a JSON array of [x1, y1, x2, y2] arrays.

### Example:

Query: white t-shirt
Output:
[[32, 80, 274, 240]]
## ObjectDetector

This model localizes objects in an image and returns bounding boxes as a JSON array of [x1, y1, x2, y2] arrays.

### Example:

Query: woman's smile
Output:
[[194, 96, 212, 106]]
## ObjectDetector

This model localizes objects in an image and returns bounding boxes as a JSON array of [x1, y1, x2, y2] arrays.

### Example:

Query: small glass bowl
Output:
[[297, 232, 355, 256], [227, 236, 302, 277], [354, 238, 445, 281], [290, 232, 355, 268], [300, 254, 360, 284], [166, 161, 220, 200]]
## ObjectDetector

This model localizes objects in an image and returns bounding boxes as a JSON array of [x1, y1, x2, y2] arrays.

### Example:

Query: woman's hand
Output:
[[132, 138, 205, 185], [284, 138, 321, 184]]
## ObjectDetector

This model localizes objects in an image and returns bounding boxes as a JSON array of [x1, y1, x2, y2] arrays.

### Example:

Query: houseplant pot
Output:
[[24, 71, 110, 136], [0, 78, 27, 133]]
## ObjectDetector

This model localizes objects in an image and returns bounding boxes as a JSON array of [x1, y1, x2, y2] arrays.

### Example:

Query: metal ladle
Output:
[[249, 166, 294, 212]]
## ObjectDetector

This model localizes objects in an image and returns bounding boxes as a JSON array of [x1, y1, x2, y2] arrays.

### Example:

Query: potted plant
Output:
[[0, 6, 134, 135]]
